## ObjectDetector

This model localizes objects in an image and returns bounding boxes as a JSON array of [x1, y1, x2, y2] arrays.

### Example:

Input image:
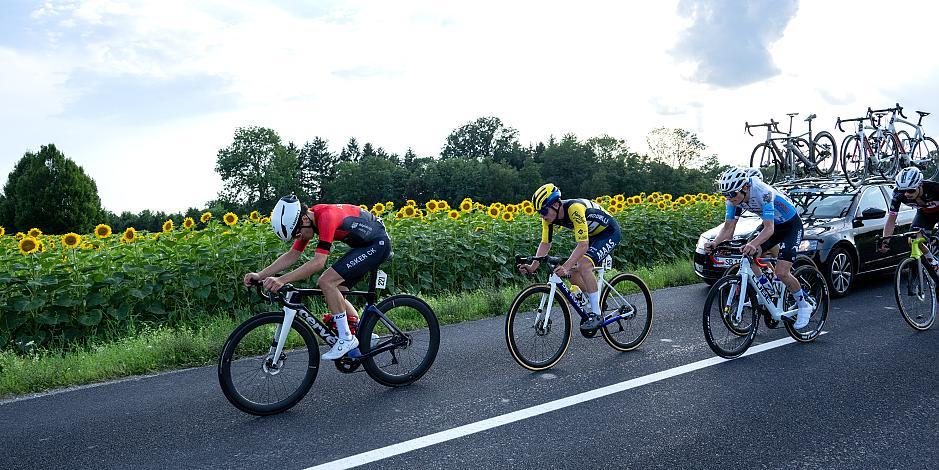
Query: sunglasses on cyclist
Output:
[[538, 204, 556, 216], [722, 191, 739, 199], [291, 218, 313, 238], [903, 188, 918, 195]]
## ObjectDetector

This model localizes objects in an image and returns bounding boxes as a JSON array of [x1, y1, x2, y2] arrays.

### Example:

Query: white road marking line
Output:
[[306, 334, 814, 470]]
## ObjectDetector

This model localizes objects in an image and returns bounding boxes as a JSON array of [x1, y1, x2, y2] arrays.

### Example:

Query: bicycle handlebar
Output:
[[867, 103, 906, 119], [247, 279, 306, 310], [835, 116, 868, 132], [744, 119, 780, 136]]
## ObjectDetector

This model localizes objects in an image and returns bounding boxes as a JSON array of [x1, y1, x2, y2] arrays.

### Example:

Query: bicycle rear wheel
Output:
[[749, 143, 780, 184], [506, 284, 573, 371], [784, 265, 829, 342], [702, 275, 759, 358], [894, 258, 937, 331], [911, 137, 939, 181], [599, 273, 653, 351], [359, 294, 440, 387], [218, 312, 320, 416]]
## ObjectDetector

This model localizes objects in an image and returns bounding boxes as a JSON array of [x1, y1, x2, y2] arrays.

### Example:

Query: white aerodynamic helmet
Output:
[[717, 167, 754, 195], [895, 166, 923, 191], [271, 195, 303, 241]]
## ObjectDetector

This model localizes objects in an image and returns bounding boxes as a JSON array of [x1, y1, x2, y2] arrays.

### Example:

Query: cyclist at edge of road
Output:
[[243, 195, 392, 360], [517, 183, 622, 333], [879, 167, 939, 289], [703, 167, 813, 329]]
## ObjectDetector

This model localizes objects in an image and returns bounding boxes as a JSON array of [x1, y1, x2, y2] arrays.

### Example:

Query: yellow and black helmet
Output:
[[532, 183, 561, 212]]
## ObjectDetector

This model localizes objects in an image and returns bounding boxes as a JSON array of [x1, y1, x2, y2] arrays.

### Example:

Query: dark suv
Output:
[[693, 178, 915, 297]]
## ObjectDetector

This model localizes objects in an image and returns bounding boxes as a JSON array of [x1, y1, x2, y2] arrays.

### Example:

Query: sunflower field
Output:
[[0, 193, 724, 352]]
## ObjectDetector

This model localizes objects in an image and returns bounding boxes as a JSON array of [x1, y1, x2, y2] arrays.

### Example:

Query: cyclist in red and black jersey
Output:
[[881, 167, 939, 275], [243, 195, 391, 360]]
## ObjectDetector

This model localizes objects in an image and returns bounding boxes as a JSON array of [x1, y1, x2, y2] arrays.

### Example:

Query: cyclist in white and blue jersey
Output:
[[703, 167, 812, 328]]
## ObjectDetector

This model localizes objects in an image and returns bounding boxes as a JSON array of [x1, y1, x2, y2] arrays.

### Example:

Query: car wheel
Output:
[[825, 247, 855, 298]]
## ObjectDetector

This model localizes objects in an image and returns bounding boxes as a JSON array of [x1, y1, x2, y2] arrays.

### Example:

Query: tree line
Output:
[[0, 117, 728, 233]]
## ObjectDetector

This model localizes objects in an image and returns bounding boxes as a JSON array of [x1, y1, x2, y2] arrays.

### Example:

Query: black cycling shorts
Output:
[[911, 210, 939, 231], [332, 236, 391, 287], [759, 217, 803, 263], [584, 225, 621, 267]]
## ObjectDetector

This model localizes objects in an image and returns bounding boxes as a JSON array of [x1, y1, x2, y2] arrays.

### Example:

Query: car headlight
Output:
[[797, 239, 819, 253]]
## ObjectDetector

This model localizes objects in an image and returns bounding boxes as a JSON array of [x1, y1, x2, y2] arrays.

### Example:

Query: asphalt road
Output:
[[2, 274, 937, 470]]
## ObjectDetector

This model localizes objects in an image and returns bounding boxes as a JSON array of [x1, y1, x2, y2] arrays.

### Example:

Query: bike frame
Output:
[[265, 270, 404, 363], [750, 114, 824, 178], [728, 256, 815, 325], [535, 256, 634, 331]]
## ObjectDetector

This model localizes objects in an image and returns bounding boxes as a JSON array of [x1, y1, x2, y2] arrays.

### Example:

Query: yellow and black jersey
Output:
[[541, 198, 618, 244]]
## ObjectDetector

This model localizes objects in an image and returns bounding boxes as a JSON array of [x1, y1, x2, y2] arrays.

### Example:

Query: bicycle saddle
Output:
[[786, 112, 799, 117], [804, 113, 817, 122], [917, 111, 930, 117]]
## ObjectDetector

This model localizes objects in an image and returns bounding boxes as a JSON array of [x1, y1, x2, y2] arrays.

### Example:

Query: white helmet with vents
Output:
[[271, 195, 303, 241], [717, 167, 753, 195], [895, 166, 923, 191]]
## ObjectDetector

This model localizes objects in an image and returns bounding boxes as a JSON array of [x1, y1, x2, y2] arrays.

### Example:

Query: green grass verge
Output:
[[0, 258, 701, 398]]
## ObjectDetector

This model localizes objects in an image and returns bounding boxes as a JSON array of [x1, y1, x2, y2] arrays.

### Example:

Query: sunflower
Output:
[[249, 211, 261, 222], [385, 201, 394, 209], [370, 209, 380, 216], [183, 217, 195, 230], [594, 197, 603, 203], [121, 227, 137, 243], [663, 194, 673, 201], [492, 202, 504, 211], [448, 210, 461, 220], [657, 201, 667, 210], [460, 199, 473, 212], [223, 212, 238, 226], [402, 206, 417, 217], [426, 200, 439, 212], [675, 197, 687, 205], [406, 199, 416, 207], [261, 216, 270, 224], [0, 226, 4, 237], [16, 232, 24, 239], [395, 211, 404, 219], [28, 228, 43, 238], [373, 202, 385, 214], [523, 205, 535, 216], [61, 232, 81, 249], [201, 211, 212, 223], [521, 199, 532, 208], [93, 224, 111, 238], [613, 194, 625, 203], [501, 211, 514, 222], [18, 236, 39, 255], [475, 203, 485, 211], [506, 204, 518, 213], [487, 206, 500, 219]]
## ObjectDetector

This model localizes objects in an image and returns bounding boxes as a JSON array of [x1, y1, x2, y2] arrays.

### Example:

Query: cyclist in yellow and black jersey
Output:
[[518, 183, 621, 333]]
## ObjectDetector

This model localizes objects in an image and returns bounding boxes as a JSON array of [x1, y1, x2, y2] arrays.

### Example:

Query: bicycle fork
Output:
[[270, 292, 300, 369]]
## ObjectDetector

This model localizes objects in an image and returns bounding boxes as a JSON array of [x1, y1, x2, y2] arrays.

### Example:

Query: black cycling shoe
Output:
[[580, 313, 603, 333]]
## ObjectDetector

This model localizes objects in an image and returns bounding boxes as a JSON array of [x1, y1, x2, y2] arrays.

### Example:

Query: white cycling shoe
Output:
[[322, 336, 359, 360], [793, 303, 813, 329]]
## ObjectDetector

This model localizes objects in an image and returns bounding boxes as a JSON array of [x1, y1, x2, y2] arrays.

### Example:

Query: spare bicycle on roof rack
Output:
[[746, 112, 838, 184]]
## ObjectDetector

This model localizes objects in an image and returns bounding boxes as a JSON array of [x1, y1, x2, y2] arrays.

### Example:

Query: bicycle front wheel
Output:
[[894, 258, 937, 331], [217, 312, 320, 416], [784, 265, 829, 342], [911, 137, 939, 181], [750, 143, 780, 184], [506, 284, 573, 371], [599, 273, 653, 351], [359, 294, 441, 387], [812, 131, 838, 175], [702, 275, 759, 358], [841, 135, 865, 188]]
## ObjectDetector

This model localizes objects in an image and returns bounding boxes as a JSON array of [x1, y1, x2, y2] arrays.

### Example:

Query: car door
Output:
[[853, 186, 890, 271]]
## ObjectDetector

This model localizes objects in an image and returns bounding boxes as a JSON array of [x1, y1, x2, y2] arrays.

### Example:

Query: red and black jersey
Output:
[[292, 204, 386, 255]]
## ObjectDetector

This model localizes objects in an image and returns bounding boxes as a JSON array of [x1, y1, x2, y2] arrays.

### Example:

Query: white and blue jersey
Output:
[[725, 178, 798, 224]]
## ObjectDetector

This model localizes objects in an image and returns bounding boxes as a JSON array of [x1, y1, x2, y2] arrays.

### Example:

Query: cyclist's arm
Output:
[[882, 211, 898, 238], [257, 249, 302, 279], [530, 242, 551, 270], [711, 219, 736, 245], [748, 219, 775, 248], [279, 251, 329, 284]]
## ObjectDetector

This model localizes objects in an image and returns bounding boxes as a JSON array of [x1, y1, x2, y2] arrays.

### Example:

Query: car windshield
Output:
[[787, 191, 854, 219]]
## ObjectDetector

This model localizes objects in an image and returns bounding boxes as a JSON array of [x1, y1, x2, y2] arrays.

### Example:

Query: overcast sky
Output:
[[3, 0, 939, 213]]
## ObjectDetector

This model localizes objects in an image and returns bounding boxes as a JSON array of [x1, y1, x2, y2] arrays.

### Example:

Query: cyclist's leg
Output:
[[910, 210, 939, 271], [760, 219, 800, 293], [579, 227, 621, 323]]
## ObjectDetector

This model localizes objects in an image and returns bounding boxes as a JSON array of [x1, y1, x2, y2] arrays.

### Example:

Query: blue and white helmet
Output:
[[895, 166, 923, 191]]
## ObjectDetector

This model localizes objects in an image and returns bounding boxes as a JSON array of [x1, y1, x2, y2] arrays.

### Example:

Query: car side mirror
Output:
[[858, 207, 887, 220]]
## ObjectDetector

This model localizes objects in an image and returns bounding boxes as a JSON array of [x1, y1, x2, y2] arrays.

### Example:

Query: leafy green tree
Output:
[[539, 134, 598, 197], [441, 116, 526, 166], [297, 137, 336, 201], [323, 155, 409, 205], [339, 138, 361, 163], [646, 127, 707, 168], [215, 126, 299, 211], [0, 144, 103, 233]]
